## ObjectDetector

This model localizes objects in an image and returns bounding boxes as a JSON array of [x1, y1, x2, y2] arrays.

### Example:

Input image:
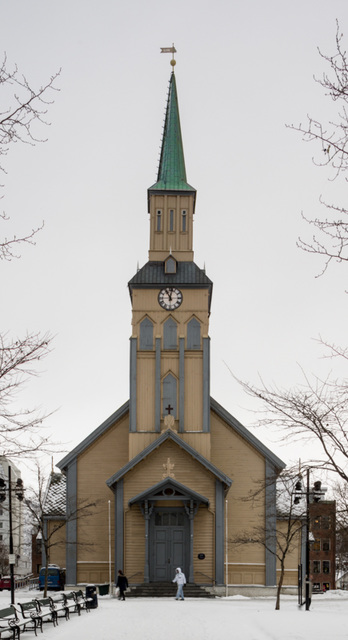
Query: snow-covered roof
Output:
[[43, 472, 66, 517]]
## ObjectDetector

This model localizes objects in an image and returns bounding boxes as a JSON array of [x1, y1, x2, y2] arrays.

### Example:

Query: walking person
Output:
[[116, 569, 128, 601], [173, 567, 186, 600]]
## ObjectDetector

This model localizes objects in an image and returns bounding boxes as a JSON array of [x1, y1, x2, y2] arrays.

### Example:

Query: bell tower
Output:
[[128, 61, 213, 459]]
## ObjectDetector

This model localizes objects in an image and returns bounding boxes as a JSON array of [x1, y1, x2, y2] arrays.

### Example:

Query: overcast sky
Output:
[[1, 0, 348, 482]]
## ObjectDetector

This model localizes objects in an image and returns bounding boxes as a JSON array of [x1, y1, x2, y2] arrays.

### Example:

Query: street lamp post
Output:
[[0, 467, 24, 604], [293, 467, 326, 611]]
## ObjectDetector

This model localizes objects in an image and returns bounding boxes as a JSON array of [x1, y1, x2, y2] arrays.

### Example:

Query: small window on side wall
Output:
[[156, 210, 162, 232], [169, 209, 175, 232]]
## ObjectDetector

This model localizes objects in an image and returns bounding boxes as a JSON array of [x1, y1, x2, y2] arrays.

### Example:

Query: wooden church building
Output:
[[53, 59, 292, 592]]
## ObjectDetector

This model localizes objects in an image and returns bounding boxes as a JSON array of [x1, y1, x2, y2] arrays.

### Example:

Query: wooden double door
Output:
[[150, 508, 189, 582]]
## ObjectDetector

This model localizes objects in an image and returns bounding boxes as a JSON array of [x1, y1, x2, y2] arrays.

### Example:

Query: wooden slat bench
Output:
[[62, 592, 80, 616], [74, 590, 92, 612]]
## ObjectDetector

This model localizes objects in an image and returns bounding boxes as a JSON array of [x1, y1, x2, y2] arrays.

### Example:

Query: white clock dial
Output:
[[158, 287, 183, 310]]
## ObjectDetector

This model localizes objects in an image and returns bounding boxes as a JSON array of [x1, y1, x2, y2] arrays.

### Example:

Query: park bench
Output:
[[15, 603, 42, 634], [74, 590, 92, 612], [0, 605, 30, 639], [62, 592, 80, 616], [48, 595, 69, 622], [34, 598, 58, 626]]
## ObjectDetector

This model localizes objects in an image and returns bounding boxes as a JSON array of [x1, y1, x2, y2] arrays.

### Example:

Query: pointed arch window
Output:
[[187, 318, 201, 349], [163, 317, 177, 349], [162, 373, 177, 419], [156, 210, 162, 232], [140, 317, 154, 350]]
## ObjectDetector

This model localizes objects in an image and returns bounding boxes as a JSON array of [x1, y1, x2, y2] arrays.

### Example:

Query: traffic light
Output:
[[15, 478, 24, 501], [293, 479, 302, 504], [313, 481, 321, 501], [0, 478, 6, 503]]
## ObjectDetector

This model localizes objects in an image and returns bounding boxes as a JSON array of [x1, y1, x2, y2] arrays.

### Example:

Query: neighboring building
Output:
[[45, 63, 303, 592], [309, 501, 336, 591]]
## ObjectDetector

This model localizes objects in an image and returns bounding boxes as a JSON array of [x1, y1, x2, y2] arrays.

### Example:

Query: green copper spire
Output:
[[149, 72, 196, 193]]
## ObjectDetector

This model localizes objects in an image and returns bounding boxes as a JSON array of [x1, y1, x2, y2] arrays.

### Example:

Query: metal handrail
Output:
[[195, 571, 216, 584]]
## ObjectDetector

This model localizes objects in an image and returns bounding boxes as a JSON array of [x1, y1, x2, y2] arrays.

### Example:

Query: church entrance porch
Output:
[[150, 508, 189, 582]]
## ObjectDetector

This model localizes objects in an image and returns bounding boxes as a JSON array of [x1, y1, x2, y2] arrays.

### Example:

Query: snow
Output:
[[1, 588, 347, 640]]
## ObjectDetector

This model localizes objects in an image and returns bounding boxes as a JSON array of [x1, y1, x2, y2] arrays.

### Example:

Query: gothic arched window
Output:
[[187, 318, 201, 349], [162, 373, 177, 418], [163, 317, 177, 349], [140, 317, 153, 350]]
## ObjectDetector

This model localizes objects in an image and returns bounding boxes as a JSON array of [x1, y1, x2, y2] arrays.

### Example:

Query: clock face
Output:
[[158, 287, 183, 310]]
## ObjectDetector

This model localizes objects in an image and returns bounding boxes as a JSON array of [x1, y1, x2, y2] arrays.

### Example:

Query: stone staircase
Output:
[[127, 582, 215, 598]]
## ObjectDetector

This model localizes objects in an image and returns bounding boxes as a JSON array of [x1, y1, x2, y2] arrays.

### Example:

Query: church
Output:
[[50, 56, 300, 593]]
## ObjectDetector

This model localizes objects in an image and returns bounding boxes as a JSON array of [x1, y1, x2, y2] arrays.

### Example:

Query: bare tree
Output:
[[25, 466, 97, 597], [288, 21, 348, 277], [0, 332, 53, 458], [238, 370, 348, 485], [0, 54, 60, 259], [232, 469, 305, 610], [0, 56, 60, 456]]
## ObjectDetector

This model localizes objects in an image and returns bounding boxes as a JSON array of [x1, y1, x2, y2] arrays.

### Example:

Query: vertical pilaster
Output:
[[155, 338, 161, 432], [115, 480, 124, 575], [66, 459, 77, 586], [188, 500, 194, 583], [144, 500, 150, 582], [179, 337, 185, 432], [129, 338, 137, 432], [203, 337, 210, 432], [215, 480, 224, 585], [265, 460, 277, 586]]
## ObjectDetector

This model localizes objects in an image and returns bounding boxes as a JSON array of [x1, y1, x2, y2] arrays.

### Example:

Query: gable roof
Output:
[[211, 397, 285, 470], [57, 400, 129, 470], [128, 477, 210, 507], [57, 397, 285, 473], [106, 428, 232, 490]]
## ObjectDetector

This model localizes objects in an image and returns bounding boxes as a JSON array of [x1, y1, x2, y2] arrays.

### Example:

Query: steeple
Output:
[[147, 70, 197, 262], [148, 72, 196, 202]]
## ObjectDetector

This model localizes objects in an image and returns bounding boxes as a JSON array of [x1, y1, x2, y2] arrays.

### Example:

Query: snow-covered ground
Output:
[[1, 588, 347, 640]]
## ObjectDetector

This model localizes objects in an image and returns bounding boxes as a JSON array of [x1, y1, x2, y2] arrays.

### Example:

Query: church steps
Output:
[[126, 582, 215, 598]]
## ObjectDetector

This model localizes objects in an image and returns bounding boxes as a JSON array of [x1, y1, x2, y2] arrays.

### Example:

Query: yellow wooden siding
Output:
[[137, 354, 156, 429], [149, 193, 194, 261], [181, 433, 211, 460], [227, 564, 265, 585], [184, 353, 203, 429], [75, 414, 129, 582], [210, 410, 267, 571], [47, 520, 66, 568], [193, 507, 214, 583]]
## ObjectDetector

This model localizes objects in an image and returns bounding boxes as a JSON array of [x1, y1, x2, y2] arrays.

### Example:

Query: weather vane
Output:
[[160, 44, 177, 69]]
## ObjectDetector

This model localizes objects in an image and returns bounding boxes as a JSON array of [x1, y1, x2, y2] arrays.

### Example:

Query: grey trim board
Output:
[[65, 459, 77, 586], [129, 338, 137, 432], [215, 480, 225, 585]]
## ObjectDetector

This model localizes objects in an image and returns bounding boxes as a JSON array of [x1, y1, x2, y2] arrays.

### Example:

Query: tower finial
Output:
[[160, 44, 177, 70]]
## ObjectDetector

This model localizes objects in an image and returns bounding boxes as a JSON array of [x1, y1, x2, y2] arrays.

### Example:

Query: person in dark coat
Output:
[[116, 569, 128, 601]]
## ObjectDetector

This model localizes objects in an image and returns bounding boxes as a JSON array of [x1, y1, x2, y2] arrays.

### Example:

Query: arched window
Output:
[[165, 256, 177, 274], [140, 317, 153, 350], [156, 210, 162, 232], [187, 318, 201, 349], [162, 373, 177, 418], [163, 317, 177, 349]]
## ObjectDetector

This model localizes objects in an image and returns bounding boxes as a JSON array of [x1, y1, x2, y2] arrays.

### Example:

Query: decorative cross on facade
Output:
[[165, 404, 174, 415], [162, 457, 175, 479]]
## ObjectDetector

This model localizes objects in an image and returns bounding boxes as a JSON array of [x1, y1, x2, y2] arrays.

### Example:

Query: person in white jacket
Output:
[[173, 567, 186, 600]]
